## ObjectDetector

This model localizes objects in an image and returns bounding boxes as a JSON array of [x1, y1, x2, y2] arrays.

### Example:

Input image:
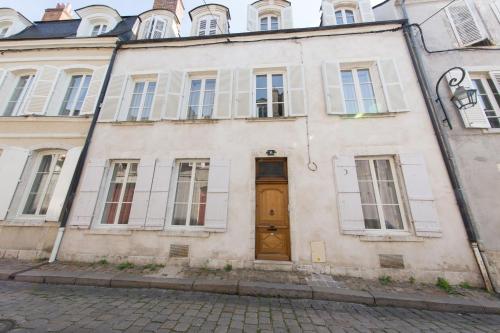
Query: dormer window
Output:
[[260, 15, 279, 31], [335, 9, 355, 24], [142, 17, 167, 39], [0, 25, 10, 38], [90, 24, 108, 37], [198, 16, 217, 36]]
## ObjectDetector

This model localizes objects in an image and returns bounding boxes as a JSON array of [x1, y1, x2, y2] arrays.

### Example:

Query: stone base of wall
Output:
[[0, 222, 59, 261], [483, 250, 500, 292]]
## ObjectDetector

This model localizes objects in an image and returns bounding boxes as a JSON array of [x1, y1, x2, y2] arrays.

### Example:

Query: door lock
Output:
[[267, 225, 277, 231]]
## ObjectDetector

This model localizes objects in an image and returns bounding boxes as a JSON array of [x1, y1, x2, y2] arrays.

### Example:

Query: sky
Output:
[[2, 0, 385, 36]]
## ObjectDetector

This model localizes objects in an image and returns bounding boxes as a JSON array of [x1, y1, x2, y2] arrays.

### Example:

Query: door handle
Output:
[[267, 225, 277, 231]]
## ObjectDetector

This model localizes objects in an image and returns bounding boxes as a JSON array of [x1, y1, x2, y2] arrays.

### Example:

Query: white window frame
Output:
[[340, 67, 378, 114], [198, 16, 218, 36], [126, 79, 157, 121], [60, 74, 93, 116], [4, 74, 36, 116], [143, 17, 167, 39], [470, 74, 500, 128], [185, 75, 217, 119], [90, 24, 108, 37], [335, 8, 356, 25], [254, 71, 287, 118], [259, 14, 280, 31]]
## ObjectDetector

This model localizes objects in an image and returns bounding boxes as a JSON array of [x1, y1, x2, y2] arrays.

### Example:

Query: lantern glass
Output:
[[451, 86, 477, 110]]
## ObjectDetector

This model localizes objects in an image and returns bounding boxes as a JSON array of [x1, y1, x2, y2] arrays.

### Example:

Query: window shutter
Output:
[[358, 0, 375, 22], [153, 19, 166, 39], [45, 147, 82, 222], [70, 159, 106, 228], [287, 65, 307, 116], [490, 71, 500, 94], [99, 74, 126, 121], [0, 71, 11, 114], [377, 59, 409, 112], [333, 155, 365, 235], [146, 160, 173, 228], [247, 5, 258, 31], [446, 0, 487, 46], [492, 1, 500, 23], [81, 66, 107, 115], [399, 154, 441, 237], [164, 70, 186, 120], [282, 6, 293, 29], [322, 62, 344, 114], [25, 66, 59, 115], [205, 159, 230, 230], [213, 69, 233, 119], [446, 70, 490, 128], [45, 71, 67, 116], [142, 19, 152, 39], [234, 68, 253, 118], [199, 19, 207, 35], [128, 158, 156, 227], [151, 72, 170, 120], [0, 148, 29, 220], [321, 1, 336, 26]]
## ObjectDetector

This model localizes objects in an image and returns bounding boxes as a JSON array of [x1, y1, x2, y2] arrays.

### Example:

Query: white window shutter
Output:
[[81, 66, 107, 115], [146, 160, 173, 228], [99, 74, 126, 121], [287, 65, 307, 116], [128, 158, 156, 227], [151, 72, 169, 120], [377, 59, 409, 112], [282, 6, 293, 29], [25, 66, 59, 115], [446, 69, 490, 128], [70, 159, 106, 227], [321, 1, 336, 26], [333, 155, 365, 235], [358, 0, 375, 22], [234, 68, 253, 118], [446, 0, 487, 46], [0, 148, 29, 220], [142, 19, 152, 39], [45, 71, 67, 116], [399, 154, 441, 237], [45, 147, 82, 222], [247, 5, 258, 31], [490, 71, 500, 94], [0, 70, 11, 114], [214, 69, 233, 119], [492, 1, 500, 23], [322, 62, 345, 114], [205, 159, 230, 230], [164, 70, 186, 120]]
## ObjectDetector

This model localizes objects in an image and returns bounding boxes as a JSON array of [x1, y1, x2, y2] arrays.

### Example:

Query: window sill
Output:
[[110, 121, 155, 126], [84, 229, 133, 236], [338, 112, 404, 119], [169, 119, 220, 124], [0, 219, 58, 227], [359, 234, 424, 242], [481, 128, 500, 134], [245, 116, 302, 122], [158, 229, 211, 238]]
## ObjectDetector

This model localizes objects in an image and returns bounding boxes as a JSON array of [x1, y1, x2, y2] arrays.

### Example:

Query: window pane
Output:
[[257, 104, 267, 118], [355, 160, 381, 229], [195, 162, 210, 181], [260, 17, 268, 31], [272, 74, 283, 88], [141, 82, 156, 120], [102, 203, 119, 224], [173, 204, 188, 226], [5, 76, 31, 116], [257, 161, 286, 179], [60, 76, 82, 115], [202, 79, 216, 118], [272, 87, 284, 103], [271, 17, 279, 30], [335, 11, 344, 25], [362, 205, 381, 229], [487, 79, 500, 109], [345, 10, 355, 24], [374, 160, 393, 181], [383, 205, 404, 230], [273, 103, 284, 117], [256, 89, 267, 103], [256, 75, 267, 89], [74, 75, 92, 116], [91, 25, 100, 37], [23, 155, 53, 215]]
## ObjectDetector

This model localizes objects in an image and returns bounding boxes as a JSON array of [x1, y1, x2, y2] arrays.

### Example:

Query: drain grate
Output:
[[0, 319, 15, 333]]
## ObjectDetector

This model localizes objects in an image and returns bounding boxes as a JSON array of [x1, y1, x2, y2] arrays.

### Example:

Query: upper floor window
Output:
[[341, 68, 378, 114], [4, 74, 35, 116], [142, 17, 167, 39], [260, 15, 279, 31], [255, 73, 286, 118], [0, 25, 10, 38], [471, 75, 500, 128], [335, 9, 355, 25], [90, 24, 108, 37], [187, 77, 216, 119], [127, 80, 157, 121], [198, 16, 217, 36], [60, 75, 92, 116]]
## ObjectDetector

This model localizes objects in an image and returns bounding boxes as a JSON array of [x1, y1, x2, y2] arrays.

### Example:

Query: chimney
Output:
[[153, 0, 184, 21], [42, 3, 73, 21]]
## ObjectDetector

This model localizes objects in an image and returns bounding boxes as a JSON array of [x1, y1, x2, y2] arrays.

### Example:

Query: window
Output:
[[127, 80, 157, 121], [335, 9, 355, 24], [142, 17, 167, 39], [172, 160, 209, 227], [198, 16, 217, 36], [3, 74, 35, 116], [60, 75, 92, 116], [256, 73, 285, 118], [355, 157, 406, 231], [90, 24, 108, 37], [0, 26, 9, 38], [341, 68, 378, 114], [471, 76, 500, 128], [101, 161, 138, 225], [187, 77, 216, 119], [22, 151, 66, 216], [260, 15, 279, 31]]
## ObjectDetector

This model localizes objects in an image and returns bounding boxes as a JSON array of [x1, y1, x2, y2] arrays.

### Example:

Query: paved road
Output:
[[0, 281, 499, 333]]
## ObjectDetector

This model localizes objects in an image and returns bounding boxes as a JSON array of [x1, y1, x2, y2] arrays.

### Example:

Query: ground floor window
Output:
[[471, 75, 500, 128]]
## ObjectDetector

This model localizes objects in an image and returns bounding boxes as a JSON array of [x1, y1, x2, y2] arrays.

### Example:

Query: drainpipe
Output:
[[399, 1, 494, 292], [49, 43, 121, 263]]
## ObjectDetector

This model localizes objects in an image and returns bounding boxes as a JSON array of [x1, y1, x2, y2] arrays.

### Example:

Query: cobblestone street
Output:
[[0, 282, 499, 332]]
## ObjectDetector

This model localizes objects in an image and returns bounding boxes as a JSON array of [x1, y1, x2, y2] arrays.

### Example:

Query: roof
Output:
[[373, 0, 391, 9]]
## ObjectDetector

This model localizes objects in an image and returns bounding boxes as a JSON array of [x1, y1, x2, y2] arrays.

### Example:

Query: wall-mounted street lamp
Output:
[[435, 66, 478, 130]]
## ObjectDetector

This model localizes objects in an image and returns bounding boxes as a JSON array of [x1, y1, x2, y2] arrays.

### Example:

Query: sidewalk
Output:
[[1, 259, 499, 315]]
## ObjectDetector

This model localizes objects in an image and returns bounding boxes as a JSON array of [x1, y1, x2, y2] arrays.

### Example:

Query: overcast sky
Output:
[[2, 0, 385, 36]]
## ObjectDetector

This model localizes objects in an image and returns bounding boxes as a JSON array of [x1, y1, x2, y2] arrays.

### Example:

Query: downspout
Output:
[[49, 42, 121, 263], [399, 1, 494, 292]]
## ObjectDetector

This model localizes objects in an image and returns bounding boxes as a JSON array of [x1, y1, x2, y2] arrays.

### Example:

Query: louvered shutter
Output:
[[128, 158, 156, 227], [213, 69, 233, 119], [146, 160, 173, 228], [492, 1, 500, 23], [153, 19, 166, 39], [45, 147, 82, 222], [142, 19, 152, 39], [282, 6, 293, 29], [164, 70, 186, 119], [0, 70, 11, 114], [287, 65, 307, 116], [333, 155, 365, 235], [234, 68, 253, 118], [322, 62, 345, 114], [151, 72, 169, 120], [399, 154, 441, 237], [358, 0, 375, 22], [446, 0, 487, 47], [377, 59, 409, 112], [45, 71, 68, 116], [321, 1, 336, 26], [446, 70, 490, 128], [247, 5, 258, 31], [489, 71, 500, 94], [0, 148, 29, 220], [25, 66, 59, 114], [81, 66, 107, 115], [199, 19, 207, 35], [205, 159, 230, 230], [70, 159, 106, 227], [99, 74, 126, 121]]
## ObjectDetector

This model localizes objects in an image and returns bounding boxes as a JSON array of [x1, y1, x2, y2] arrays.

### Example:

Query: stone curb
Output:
[[9, 269, 500, 315]]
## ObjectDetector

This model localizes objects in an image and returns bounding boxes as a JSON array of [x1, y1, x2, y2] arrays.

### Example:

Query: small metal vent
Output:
[[379, 254, 405, 269], [169, 244, 189, 258]]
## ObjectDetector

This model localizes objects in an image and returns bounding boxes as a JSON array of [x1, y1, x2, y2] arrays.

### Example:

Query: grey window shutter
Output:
[[70, 159, 106, 228], [214, 69, 233, 119], [399, 154, 441, 237], [321, 1, 336, 26], [25, 66, 59, 115], [247, 5, 258, 31], [490, 71, 500, 94], [282, 6, 293, 29], [492, 1, 500, 23], [164, 70, 186, 120], [333, 155, 365, 235], [0, 148, 29, 220], [99, 74, 126, 121], [146, 160, 173, 228], [377, 59, 409, 113], [358, 0, 375, 22], [446, 0, 487, 46], [150, 72, 169, 120], [128, 158, 156, 227], [287, 65, 307, 117], [446, 70, 490, 128], [205, 159, 230, 230], [45, 147, 82, 222], [322, 62, 345, 114], [234, 68, 253, 118], [81, 66, 107, 115]]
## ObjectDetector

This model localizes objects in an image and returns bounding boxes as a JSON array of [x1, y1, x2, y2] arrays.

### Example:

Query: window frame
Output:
[[335, 8, 356, 25], [3, 73, 36, 116], [142, 17, 168, 39], [59, 74, 93, 116], [470, 73, 500, 128], [90, 24, 108, 37], [340, 66, 379, 114], [126, 78, 157, 121], [0, 25, 10, 38], [198, 16, 218, 36], [185, 75, 217, 120], [254, 71, 287, 118], [259, 14, 280, 31]]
